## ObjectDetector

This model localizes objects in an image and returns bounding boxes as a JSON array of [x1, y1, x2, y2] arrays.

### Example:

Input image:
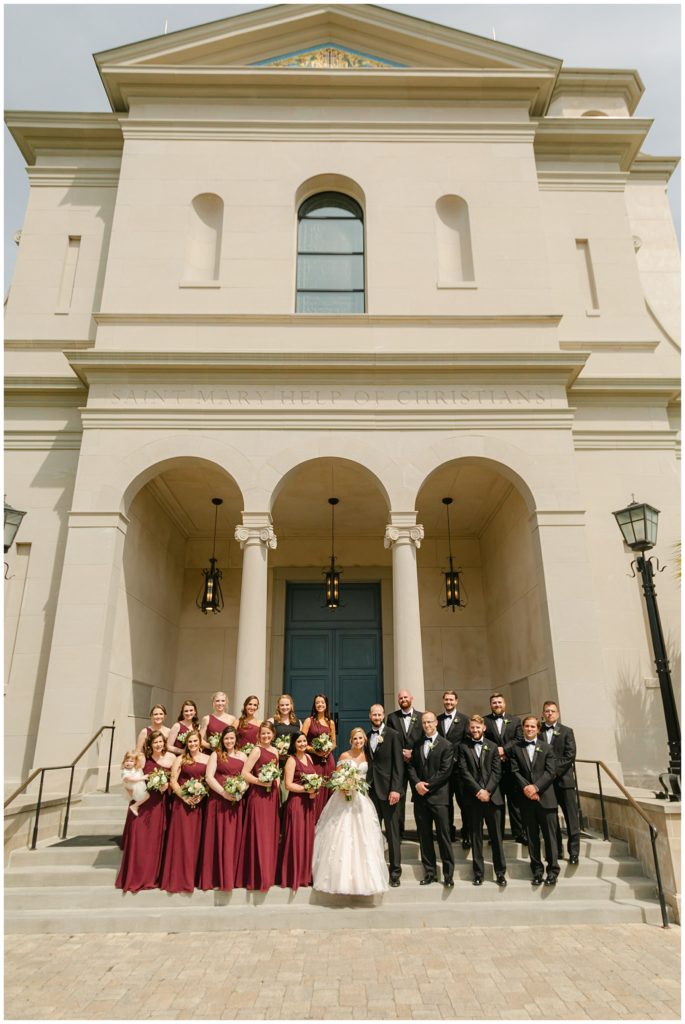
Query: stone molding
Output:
[[384, 524, 424, 549], [67, 510, 130, 534], [26, 167, 120, 188], [234, 524, 278, 550]]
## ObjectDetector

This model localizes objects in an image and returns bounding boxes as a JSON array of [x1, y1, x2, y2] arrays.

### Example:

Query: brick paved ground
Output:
[[5, 924, 680, 1020]]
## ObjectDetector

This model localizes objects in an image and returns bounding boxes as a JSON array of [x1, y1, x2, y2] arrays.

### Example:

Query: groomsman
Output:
[[458, 715, 507, 887], [508, 716, 559, 886], [386, 690, 424, 838], [437, 690, 471, 847], [367, 704, 404, 887], [541, 701, 580, 864], [483, 693, 525, 842], [407, 711, 455, 887]]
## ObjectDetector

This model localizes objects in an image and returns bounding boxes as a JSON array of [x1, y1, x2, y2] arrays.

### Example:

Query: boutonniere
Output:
[[377, 735, 384, 745], [410, 715, 417, 726], [535, 746, 542, 753], [503, 718, 510, 725], [553, 729, 560, 736], [483, 744, 489, 752]]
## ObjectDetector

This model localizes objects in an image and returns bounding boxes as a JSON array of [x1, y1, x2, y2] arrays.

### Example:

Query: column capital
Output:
[[234, 516, 277, 550], [384, 523, 424, 549]]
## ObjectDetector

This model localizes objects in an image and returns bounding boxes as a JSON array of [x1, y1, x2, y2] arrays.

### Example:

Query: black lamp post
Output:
[[613, 498, 680, 800], [441, 497, 465, 611], [196, 497, 224, 615], [324, 497, 341, 610], [4, 500, 26, 554]]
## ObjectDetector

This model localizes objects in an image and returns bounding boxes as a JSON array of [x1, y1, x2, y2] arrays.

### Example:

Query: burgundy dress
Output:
[[236, 721, 259, 751], [206, 714, 230, 750], [159, 759, 207, 894], [198, 755, 245, 891], [115, 757, 169, 893], [277, 756, 316, 891], [308, 718, 335, 822], [240, 747, 280, 892]]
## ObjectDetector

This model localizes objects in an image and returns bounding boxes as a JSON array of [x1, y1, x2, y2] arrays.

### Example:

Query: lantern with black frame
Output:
[[323, 497, 342, 610], [196, 497, 224, 615], [4, 499, 27, 579], [441, 497, 467, 611]]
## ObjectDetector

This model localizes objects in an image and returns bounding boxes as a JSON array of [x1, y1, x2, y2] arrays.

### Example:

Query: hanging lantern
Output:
[[4, 499, 26, 554], [324, 497, 342, 610], [441, 497, 465, 612], [196, 497, 224, 615]]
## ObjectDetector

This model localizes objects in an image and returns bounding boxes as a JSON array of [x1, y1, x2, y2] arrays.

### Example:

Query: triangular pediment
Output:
[[94, 4, 561, 73]]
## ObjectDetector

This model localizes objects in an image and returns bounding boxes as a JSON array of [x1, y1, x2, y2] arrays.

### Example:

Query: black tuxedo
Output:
[[437, 710, 471, 840], [386, 707, 424, 836], [458, 739, 506, 879], [407, 733, 454, 880], [508, 739, 559, 877], [366, 724, 404, 880], [541, 721, 580, 859], [483, 712, 524, 841]]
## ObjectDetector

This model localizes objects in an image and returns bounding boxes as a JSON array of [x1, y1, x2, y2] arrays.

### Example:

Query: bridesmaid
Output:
[[240, 722, 281, 892], [303, 693, 336, 822], [167, 699, 199, 755], [235, 695, 261, 752], [200, 691, 236, 752], [135, 704, 170, 754], [116, 730, 174, 892], [277, 732, 316, 892], [159, 730, 209, 894], [270, 694, 302, 756], [198, 726, 247, 891]]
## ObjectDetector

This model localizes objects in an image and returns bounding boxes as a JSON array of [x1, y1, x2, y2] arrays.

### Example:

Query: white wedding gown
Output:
[[311, 760, 389, 895]]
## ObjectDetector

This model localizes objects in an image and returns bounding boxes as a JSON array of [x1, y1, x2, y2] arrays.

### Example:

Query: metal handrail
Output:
[[4, 722, 116, 849], [576, 758, 669, 928]]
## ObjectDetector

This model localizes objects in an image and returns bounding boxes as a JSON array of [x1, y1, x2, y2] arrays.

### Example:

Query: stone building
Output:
[[4, 4, 680, 793]]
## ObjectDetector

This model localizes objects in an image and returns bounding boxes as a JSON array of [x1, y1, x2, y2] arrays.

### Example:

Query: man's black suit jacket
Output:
[[483, 713, 523, 748], [507, 740, 558, 810], [366, 725, 403, 801], [407, 734, 453, 807], [457, 740, 503, 806], [437, 711, 469, 753], [386, 708, 424, 751], [541, 723, 577, 788]]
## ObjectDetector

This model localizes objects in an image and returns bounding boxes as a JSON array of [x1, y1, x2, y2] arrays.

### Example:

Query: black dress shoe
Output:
[[515, 835, 528, 846], [461, 838, 471, 850], [472, 877, 483, 886], [569, 855, 579, 865], [420, 876, 435, 886], [531, 875, 544, 886], [495, 875, 507, 888], [544, 875, 558, 887], [450, 827, 458, 842], [390, 877, 400, 887], [443, 876, 454, 888]]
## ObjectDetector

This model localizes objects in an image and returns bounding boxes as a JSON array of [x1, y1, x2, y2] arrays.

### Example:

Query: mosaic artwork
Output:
[[255, 45, 403, 68]]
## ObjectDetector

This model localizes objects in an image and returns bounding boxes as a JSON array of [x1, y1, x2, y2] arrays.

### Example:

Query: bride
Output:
[[312, 727, 388, 895]]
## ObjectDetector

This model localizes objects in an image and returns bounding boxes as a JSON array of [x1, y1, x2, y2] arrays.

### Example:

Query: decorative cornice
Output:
[[629, 155, 681, 182], [4, 111, 123, 165], [559, 339, 659, 353], [4, 430, 83, 451], [568, 377, 680, 401], [384, 524, 424, 549], [534, 117, 653, 172], [536, 169, 628, 192], [26, 166, 120, 188], [572, 429, 679, 451], [5, 340, 95, 351], [92, 312, 562, 327]]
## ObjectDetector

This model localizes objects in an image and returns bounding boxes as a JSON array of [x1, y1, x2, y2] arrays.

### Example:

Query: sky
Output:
[[3, 3, 681, 291]]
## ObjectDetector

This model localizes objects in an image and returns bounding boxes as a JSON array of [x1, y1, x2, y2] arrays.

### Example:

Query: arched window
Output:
[[183, 193, 223, 283], [296, 192, 365, 313], [435, 195, 475, 286]]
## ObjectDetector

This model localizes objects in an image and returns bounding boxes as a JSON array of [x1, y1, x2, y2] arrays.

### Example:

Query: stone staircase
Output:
[[5, 789, 666, 933]]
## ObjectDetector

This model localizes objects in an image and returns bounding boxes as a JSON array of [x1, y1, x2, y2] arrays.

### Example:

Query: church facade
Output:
[[4, 4, 680, 793]]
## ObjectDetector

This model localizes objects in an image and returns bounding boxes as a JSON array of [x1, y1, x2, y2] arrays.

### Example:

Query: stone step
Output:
[[3, 854, 648, 886], [4, 875, 658, 911], [4, 896, 664, 934]]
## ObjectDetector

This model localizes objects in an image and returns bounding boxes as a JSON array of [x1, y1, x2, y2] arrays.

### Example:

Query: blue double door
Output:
[[284, 582, 383, 755]]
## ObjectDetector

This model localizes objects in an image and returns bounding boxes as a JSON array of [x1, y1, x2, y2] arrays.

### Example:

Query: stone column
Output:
[[234, 514, 277, 713], [32, 511, 129, 787], [384, 513, 426, 710]]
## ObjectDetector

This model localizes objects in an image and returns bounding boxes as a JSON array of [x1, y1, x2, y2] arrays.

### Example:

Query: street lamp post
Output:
[[613, 499, 680, 800]]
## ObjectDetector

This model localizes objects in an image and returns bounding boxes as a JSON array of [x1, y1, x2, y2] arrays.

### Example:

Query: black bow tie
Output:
[[401, 711, 412, 717], [371, 729, 380, 734], [526, 740, 537, 746], [493, 715, 503, 721]]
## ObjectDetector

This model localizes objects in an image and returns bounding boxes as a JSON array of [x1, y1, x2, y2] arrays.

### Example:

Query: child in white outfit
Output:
[[121, 750, 149, 817]]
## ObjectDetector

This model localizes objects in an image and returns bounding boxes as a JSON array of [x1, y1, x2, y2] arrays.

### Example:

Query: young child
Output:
[[121, 750, 149, 817]]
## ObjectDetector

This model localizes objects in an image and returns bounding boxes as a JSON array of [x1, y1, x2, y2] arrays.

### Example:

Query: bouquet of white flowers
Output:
[[239, 742, 255, 756], [146, 767, 169, 792], [177, 730, 189, 747], [207, 731, 222, 750], [301, 772, 324, 794], [327, 761, 369, 801], [257, 760, 281, 788], [181, 777, 208, 804], [274, 735, 292, 758], [223, 775, 249, 801], [311, 734, 334, 757]]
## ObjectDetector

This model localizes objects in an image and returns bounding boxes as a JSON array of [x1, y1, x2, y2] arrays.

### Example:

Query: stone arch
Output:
[[295, 173, 366, 211]]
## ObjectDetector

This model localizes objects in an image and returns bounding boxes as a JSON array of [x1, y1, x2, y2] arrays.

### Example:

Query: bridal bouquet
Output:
[[146, 767, 169, 792], [327, 762, 369, 801], [311, 734, 334, 757], [181, 778, 208, 804], [223, 775, 249, 801], [207, 731, 222, 750], [301, 773, 324, 794], [274, 735, 292, 758], [257, 761, 281, 788]]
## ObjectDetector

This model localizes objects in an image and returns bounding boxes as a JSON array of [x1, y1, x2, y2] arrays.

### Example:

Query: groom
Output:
[[367, 704, 403, 887]]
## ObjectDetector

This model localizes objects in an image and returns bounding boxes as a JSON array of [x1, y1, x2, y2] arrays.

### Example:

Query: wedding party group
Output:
[[115, 688, 580, 897]]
